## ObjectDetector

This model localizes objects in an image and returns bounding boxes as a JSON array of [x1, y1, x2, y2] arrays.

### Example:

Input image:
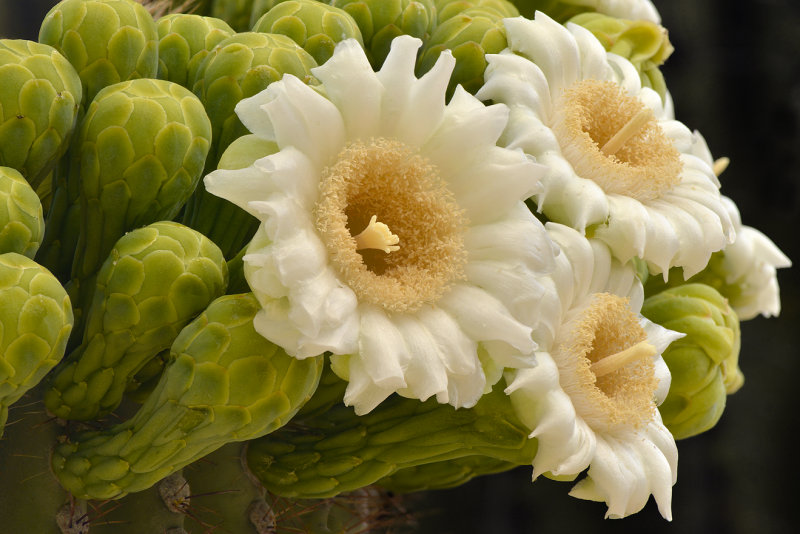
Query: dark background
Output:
[[1, 1, 798, 532]]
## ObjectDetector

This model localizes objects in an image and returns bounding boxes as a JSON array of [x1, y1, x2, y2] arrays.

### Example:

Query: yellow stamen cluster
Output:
[[315, 138, 467, 313], [555, 293, 658, 431], [552, 79, 683, 202]]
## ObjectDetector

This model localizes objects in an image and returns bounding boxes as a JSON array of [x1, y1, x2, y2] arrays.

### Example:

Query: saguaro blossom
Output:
[[478, 13, 735, 278], [506, 223, 683, 519], [205, 36, 556, 415]]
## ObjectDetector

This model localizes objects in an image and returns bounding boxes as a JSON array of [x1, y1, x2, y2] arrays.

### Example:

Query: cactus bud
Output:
[[0, 167, 45, 258], [0, 40, 82, 189], [38, 0, 159, 106], [253, 0, 364, 66], [641, 283, 742, 439]]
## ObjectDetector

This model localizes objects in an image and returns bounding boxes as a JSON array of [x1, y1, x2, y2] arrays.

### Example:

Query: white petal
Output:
[[478, 51, 552, 119], [504, 14, 582, 99], [438, 284, 536, 368], [377, 36, 451, 146], [311, 39, 383, 139], [259, 75, 346, 168]]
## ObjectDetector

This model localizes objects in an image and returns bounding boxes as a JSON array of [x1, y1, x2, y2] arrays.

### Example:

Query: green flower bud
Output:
[[417, 6, 507, 97], [569, 12, 672, 98], [0, 167, 45, 258], [246, 377, 536, 498], [250, 0, 288, 28], [253, 0, 364, 66], [435, 0, 519, 23], [212, 0, 257, 31], [641, 283, 743, 440], [183, 32, 316, 257], [38, 0, 159, 106], [0, 40, 82, 189], [51, 293, 323, 501], [45, 221, 228, 420], [331, 0, 437, 68], [0, 253, 73, 435], [70, 78, 212, 286], [510, 0, 590, 21], [156, 14, 235, 89]]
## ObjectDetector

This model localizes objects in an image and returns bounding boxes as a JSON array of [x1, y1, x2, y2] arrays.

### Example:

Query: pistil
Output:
[[590, 340, 656, 378], [354, 215, 400, 254], [600, 109, 653, 156]]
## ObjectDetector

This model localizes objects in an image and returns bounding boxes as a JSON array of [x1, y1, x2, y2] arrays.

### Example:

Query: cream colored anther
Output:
[[713, 157, 730, 176], [590, 340, 656, 378], [601, 109, 654, 156], [354, 215, 400, 253]]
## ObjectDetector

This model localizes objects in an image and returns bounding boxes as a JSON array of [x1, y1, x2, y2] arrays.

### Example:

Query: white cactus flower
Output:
[[478, 13, 735, 279], [505, 223, 683, 519], [205, 36, 557, 415]]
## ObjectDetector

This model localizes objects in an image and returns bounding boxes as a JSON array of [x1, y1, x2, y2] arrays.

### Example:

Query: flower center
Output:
[[552, 79, 683, 202], [315, 138, 467, 313], [554, 292, 658, 431]]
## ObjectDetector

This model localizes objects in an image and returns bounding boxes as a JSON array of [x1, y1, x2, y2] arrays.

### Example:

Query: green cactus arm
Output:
[[45, 221, 228, 421], [252, 0, 364, 66], [641, 283, 742, 439], [377, 454, 519, 493], [38, 0, 159, 107], [156, 13, 235, 89], [0, 166, 46, 258], [0, 387, 76, 534], [0, 253, 73, 435], [246, 377, 536, 499], [52, 293, 324, 501], [0, 40, 82, 190]]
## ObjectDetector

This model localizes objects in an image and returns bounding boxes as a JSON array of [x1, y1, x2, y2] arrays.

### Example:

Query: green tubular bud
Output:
[[331, 0, 437, 68], [125, 348, 170, 403], [0, 167, 45, 258], [45, 221, 228, 421], [189, 31, 317, 169], [156, 14, 235, 89], [435, 0, 519, 23], [569, 12, 672, 99], [212, 0, 257, 31], [183, 32, 316, 255], [378, 455, 517, 493], [249, 0, 288, 28], [38, 0, 159, 106], [51, 293, 324, 501], [253, 0, 364, 66], [417, 6, 507, 97], [0, 253, 73, 435], [70, 78, 212, 286], [0, 387, 75, 533], [0, 40, 82, 189], [246, 378, 536, 499], [641, 283, 743, 440]]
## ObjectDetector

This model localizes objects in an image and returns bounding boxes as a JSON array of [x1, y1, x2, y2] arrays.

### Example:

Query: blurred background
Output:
[[1, 1, 798, 532]]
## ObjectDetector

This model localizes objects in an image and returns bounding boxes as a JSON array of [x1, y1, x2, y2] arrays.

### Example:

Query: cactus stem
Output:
[[590, 340, 656, 378], [713, 156, 730, 176], [600, 108, 653, 156]]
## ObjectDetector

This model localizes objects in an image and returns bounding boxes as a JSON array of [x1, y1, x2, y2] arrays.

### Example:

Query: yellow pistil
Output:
[[600, 109, 654, 156], [590, 340, 657, 378], [354, 215, 400, 254], [713, 156, 730, 177], [552, 79, 683, 202]]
